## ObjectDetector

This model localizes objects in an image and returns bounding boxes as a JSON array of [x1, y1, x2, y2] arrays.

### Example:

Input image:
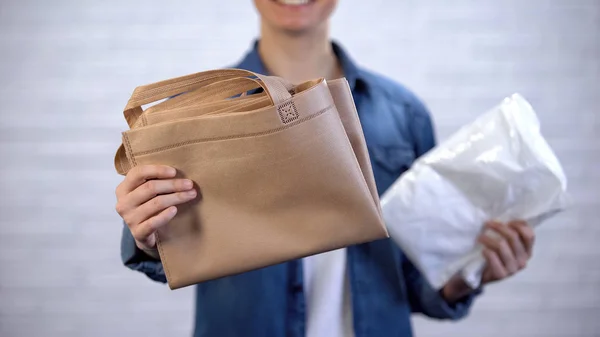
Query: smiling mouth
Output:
[[272, 0, 314, 5]]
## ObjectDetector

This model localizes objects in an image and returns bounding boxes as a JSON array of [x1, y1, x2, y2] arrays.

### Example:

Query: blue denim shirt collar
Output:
[[235, 39, 364, 91]]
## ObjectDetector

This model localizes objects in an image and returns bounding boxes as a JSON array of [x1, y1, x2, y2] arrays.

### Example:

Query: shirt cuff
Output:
[[421, 286, 483, 320], [120, 224, 167, 283]]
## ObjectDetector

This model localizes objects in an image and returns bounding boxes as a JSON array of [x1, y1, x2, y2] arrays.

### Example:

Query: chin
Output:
[[255, 0, 337, 32], [276, 19, 316, 34]]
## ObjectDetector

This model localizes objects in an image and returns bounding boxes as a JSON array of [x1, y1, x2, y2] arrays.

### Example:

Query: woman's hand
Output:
[[115, 165, 197, 256], [442, 220, 536, 302], [479, 220, 535, 285]]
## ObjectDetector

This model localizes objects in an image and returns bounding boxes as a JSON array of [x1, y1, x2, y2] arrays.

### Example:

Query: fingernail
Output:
[[183, 179, 193, 189], [168, 167, 177, 176], [170, 206, 177, 214], [187, 190, 197, 197]]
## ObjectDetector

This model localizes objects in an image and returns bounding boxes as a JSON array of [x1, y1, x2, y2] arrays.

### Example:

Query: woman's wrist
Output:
[[441, 274, 477, 303]]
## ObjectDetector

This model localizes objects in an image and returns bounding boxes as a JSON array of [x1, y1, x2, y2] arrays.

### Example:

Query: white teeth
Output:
[[277, 0, 310, 5]]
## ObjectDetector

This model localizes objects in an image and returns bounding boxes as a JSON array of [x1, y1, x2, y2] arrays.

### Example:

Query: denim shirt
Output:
[[121, 41, 479, 337]]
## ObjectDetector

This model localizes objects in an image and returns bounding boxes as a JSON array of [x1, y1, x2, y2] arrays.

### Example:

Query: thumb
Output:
[[136, 235, 159, 258]]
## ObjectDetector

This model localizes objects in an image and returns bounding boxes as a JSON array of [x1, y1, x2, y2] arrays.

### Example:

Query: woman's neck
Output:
[[257, 21, 343, 84]]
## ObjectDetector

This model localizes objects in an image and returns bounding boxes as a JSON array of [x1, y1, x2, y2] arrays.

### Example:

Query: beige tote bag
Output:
[[114, 69, 388, 290]]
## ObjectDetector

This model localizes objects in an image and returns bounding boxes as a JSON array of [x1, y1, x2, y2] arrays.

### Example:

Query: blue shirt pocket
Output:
[[370, 144, 416, 194]]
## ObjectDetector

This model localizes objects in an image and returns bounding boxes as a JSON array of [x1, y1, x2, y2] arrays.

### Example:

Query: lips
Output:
[[273, 0, 312, 5]]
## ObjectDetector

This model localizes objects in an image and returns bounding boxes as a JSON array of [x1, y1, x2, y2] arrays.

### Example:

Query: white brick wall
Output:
[[0, 0, 598, 336]]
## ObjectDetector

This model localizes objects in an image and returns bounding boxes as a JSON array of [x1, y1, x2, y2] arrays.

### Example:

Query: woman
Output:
[[115, 1, 536, 336]]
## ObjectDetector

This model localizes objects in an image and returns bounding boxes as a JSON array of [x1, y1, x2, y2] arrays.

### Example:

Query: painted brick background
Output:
[[0, 0, 598, 336]]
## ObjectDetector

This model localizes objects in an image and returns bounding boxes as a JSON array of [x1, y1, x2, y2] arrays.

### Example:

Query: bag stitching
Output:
[[277, 101, 299, 124], [123, 133, 138, 167], [116, 153, 123, 173], [155, 232, 173, 287], [131, 105, 333, 157]]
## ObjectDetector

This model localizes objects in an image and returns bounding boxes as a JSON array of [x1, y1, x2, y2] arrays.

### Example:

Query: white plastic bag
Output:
[[380, 93, 569, 290]]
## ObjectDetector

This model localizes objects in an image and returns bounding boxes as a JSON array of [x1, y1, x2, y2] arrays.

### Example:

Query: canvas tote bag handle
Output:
[[122, 68, 293, 128], [130, 77, 286, 129], [151, 76, 287, 112], [115, 70, 294, 175], [143, 73, 291, 115]]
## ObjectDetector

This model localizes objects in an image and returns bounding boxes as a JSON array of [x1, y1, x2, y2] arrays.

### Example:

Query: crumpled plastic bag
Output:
[[380, 93, 569, 290]]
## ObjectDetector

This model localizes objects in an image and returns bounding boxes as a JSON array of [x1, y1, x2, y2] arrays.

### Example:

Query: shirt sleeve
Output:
[[402, 255, 481, 320], [120, 223, 168, 283], [402, 94, 481, 320]]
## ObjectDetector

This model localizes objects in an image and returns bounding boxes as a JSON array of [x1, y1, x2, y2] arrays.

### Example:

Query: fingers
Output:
[[128, 178, 195, 207], [116, 165, 178, 197], [124, 189, 197, 228], [114, 164, 199, 250], [509, 220, 535, 257], [483, 248, 508, 280], [132, 206, 178, 249], [479, 220, 535, 283], [479, 223, 519, 275], [487, 221, 529, 269]]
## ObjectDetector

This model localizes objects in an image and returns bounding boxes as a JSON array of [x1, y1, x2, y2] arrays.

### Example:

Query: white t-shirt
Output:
[[302, 248, 355, 337]]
